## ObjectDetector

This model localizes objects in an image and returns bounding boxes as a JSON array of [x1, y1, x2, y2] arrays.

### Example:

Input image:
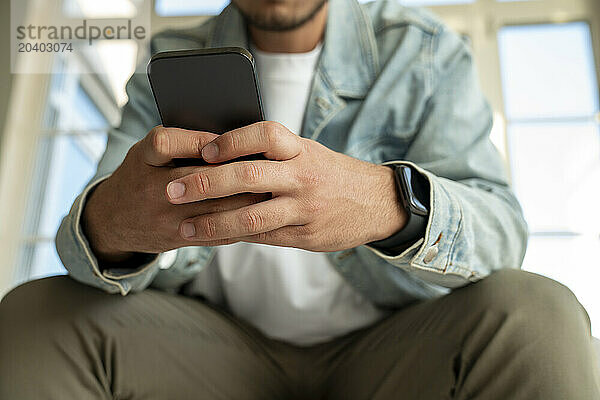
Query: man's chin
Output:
[[250, 18, 305, 32], [233, 0, 328, 32]]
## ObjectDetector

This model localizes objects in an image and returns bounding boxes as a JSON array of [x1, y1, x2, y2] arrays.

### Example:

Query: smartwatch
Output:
[[369, 165, 430, 255]]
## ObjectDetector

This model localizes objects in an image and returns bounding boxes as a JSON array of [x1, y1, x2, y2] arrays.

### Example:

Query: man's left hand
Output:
[[166, 121, 407, 252]]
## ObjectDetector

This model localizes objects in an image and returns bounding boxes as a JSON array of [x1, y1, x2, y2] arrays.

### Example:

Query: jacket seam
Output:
[[356, 0, 380, 75], [445, 192, 464, 274], [427, 25, 440, 96], [374, 22, 437, 36], [410, 262, 473, 280]]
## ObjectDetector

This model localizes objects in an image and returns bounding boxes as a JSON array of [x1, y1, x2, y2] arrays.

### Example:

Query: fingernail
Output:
[[202, 143, 219, 160], [167, 182, 186, 199], [182, 223, 196, 238]]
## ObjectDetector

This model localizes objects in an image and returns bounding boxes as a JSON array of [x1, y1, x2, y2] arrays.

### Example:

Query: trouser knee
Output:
[[475, 269, 589, 327], [0, 276, 106, 345], [458, 269, 593, 357]]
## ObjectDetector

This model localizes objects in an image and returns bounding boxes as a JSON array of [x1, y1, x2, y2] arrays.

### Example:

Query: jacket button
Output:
[[423, 246, 439, 263]]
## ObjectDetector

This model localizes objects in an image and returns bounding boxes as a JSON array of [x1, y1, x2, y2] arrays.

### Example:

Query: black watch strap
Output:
[[369, 165, 430, 255]]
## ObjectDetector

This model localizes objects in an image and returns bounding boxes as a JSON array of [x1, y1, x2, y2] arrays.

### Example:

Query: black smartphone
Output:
[[147, 47, 265, 164]]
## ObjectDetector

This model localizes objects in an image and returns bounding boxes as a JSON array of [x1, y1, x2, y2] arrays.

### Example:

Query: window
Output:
[[63, 0, 140, 18], [14, 60, 109, 283], [7, 0, 141, 287], [498, 22, 600, 334], [155, 0, 228, 16]]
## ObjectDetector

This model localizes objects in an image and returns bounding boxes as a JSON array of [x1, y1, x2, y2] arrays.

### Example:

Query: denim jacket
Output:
[[56, 0, 528, 308]]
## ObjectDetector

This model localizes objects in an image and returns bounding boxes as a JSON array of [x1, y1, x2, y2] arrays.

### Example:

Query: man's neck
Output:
[[248, 3, 328, 53]]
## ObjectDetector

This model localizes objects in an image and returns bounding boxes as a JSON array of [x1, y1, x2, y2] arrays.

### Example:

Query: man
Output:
[[1, 0, 599, 398]]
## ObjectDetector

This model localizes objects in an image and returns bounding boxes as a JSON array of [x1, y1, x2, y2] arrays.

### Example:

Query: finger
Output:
[[141, 125, 219, 166], [167, 163, 220, 181], [166, 161, 295, 203], [180, 238, 241, 248], [201, 121, 302, 163], [178, 197, 299, 242], [177, 193, 272, 218], [240, 225, 311, 248]]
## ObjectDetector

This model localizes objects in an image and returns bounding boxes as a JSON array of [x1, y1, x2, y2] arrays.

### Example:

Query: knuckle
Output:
[[226, 132, 242, 153], [198, 217, 217, 238], [296, 168, 321, 188], [263, 121, 279, 139], [267, 120, 284, 131], [241, 210, 264, 233], [259, 121, 275, 141], [192, 172, 211, 194], [300, 137, 312, 152], [267, 130, 282, 151], [150, 128, 169, 155], [240, 163, 264, 184]]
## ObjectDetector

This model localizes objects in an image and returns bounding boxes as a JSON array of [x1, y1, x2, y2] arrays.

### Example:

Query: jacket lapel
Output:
[[205, 0, 379, 141]]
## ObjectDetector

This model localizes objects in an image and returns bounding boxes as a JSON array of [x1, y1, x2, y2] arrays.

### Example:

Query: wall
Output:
[[0, 0, 13, 150]]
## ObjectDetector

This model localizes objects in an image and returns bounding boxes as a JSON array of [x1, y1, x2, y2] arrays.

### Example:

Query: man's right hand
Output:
[[82, 126, 269, 265]]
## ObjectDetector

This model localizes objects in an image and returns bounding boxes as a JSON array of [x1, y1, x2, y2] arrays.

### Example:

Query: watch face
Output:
[[398, 166, 429, 216]]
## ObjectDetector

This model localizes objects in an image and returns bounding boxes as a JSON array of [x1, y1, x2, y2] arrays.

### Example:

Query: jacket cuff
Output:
[[364, 161, 473, 288], [55, 175, 161, 295]]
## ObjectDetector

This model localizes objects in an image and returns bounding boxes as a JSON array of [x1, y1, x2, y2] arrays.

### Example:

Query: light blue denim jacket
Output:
[[56, 0, 528, 308]]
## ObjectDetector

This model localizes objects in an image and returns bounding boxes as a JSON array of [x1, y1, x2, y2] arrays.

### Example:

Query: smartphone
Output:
[[147, 47, 265, 164]]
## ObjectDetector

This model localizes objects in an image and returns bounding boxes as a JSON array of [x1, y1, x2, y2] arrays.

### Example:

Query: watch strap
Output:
[[368, 165, 430, 255]]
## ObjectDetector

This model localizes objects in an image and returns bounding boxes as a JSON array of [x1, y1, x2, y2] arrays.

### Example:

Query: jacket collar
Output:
[[207, 0, 379, 98]]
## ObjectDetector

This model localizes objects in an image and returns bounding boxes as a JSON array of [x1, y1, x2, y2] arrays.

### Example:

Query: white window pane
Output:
[[522, 235, 600, 336], [34, 134, 108, 238], [508, 122, 600, 233], [24, 79, 110, 239], [63, 0, 140, 18], [54, 84, 110, 131], [498, 22, 599, 120], [155, 0, 228, 16], [17, 242, 67, 283]]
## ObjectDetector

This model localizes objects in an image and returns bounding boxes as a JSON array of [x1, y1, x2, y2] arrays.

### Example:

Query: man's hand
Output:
[[82, 126, 270, 264], [166, 121, 408, 252]]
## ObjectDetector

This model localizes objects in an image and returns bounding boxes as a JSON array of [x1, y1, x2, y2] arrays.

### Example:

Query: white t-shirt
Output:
[[186, 42, 387, 346]]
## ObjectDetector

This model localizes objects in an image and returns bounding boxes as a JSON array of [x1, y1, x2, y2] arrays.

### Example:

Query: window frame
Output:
[[0, 0, 123, 291], [496, 20, 599, 238]]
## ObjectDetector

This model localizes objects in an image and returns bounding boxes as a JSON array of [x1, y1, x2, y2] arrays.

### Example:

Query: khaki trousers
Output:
[[1, 269, 599, 399]]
